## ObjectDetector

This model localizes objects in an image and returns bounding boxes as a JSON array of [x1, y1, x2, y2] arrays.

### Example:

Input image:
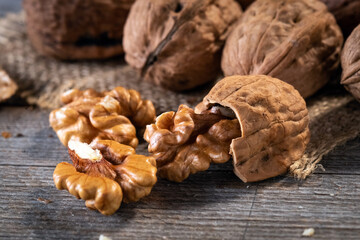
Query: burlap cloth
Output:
[[1, 12, 359, 179]]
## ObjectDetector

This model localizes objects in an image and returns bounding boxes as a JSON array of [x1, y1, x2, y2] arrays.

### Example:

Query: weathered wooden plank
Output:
[[1, 107, 360, 239], [0, 164, 359, 239]]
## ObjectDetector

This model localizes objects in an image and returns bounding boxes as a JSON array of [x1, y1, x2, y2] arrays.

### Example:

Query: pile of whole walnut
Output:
[[17, 0, 360, 215]]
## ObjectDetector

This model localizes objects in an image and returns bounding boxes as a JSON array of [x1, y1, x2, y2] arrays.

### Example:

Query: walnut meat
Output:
[[49, 87, 156, 148], [123, 0, 242, 91], [341, 24, 360, 102], [0, 69, 17, 102], [54, 140, 157, 215], [321, 0, 360, 37], [23, 0, 134, 60], [145, 75, 310, 182], [221, 0, 343, 98]]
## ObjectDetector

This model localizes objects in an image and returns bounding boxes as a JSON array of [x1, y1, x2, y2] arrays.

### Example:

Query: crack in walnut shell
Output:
[[54, 140, 157, 215], [123, 0, 242, 91], [145, 75, 310, 183], [49, 86, 156, 148], [221, 0, 343, 98], [144, 105, 241, 182], [341, 24, 360, 102]]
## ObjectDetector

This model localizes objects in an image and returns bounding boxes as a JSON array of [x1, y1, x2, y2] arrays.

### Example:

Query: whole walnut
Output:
[[123, 0, 242, 91], [145, 75, 310, 182], [321, 0, 360, 37], [221, 0, 343, 98], [23, 0, 134, 60], [341, 24, 360, 102]]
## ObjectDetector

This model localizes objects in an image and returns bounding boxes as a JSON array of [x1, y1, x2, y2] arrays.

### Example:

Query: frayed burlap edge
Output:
[[1, 12, 359, 180]]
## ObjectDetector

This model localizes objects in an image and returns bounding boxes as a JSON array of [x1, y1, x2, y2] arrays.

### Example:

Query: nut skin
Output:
[[341, 24, 360, 102], [23, 0, 134, 60], [144, 105, 241, 182], [53, 162, 123, 216], [0, 69, 17, 102], [123, 0, 242, 91], [55, 140, 157, 215], [145, 75, 310, 183], [221, 0, 343, 98], [49, 87, 156, 148], [196, 75, 310, 182]]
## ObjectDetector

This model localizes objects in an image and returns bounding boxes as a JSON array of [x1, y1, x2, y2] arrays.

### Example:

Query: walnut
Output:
[[221, 0, 343, 98], [49, 87, 156, 148], [0, 69, 17, 102], [123, 0, 242, 91], [321, 0, 360, 37], [145, 75, 310, 182], [23, 0, 134, 60], [54, 140, 157, 215], [341, 24, 360, 102]]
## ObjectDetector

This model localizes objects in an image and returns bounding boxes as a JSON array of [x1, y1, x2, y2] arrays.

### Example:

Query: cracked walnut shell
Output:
[[54, 140, 157, 215], [123, 0, 242, 91], [221, 0, 343, 98], [341, 24, 360, 102], [145, 75, 310, 182], [23, 0, 134, 60], [49, 87, 156, 148]]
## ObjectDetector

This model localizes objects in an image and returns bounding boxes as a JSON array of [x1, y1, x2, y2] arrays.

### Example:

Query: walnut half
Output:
[[49, 86, 156, 148], [0, 69, 17, 102], [145, 75, 310, 182], [54, 140, 157, 215]]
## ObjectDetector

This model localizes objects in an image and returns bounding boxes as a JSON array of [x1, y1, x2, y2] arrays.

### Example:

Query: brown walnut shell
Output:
[[23, 0, 134, 60], [221, 0, 343, 98], [341, 24, 360, 102], [123, 0, 242, 91], [321, 0, 360, 37], [195, 75, 310, 182]]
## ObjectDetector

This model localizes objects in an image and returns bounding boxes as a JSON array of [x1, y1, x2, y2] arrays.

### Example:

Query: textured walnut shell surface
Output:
[[0, 69, 17, 102], [341, 24, 360, 102], [221, 0, 343, 98], [123, 0, 242, 91], [195, 75, 310, 182], [23, 0, 134, 60], [321, 0, 360, 37]]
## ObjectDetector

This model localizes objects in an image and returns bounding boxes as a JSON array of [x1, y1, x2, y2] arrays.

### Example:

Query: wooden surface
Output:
[[1, 1, 360, 239], [1, 107, 360, 240]]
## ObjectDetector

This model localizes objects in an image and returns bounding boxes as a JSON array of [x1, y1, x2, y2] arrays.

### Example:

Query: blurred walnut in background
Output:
[[222, 0, 343, 98], [23, 0, 134, 60], [321, 0, 360, 37], [341, 24, 360, 102], [123, 0, 242, 91]]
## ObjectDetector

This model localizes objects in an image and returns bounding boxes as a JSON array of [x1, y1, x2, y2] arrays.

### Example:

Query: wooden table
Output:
[[1, 2, 360, 239]]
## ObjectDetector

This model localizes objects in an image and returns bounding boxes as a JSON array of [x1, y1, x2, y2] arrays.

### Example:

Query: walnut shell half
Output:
[[221, 0, 343, 98], [123, 0, 242, 91], [341, 24, 360, 102], [23, 0, 134, 60], [196, 75, 310, 182]]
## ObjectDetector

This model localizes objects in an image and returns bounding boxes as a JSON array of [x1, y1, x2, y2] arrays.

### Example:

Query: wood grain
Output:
[[0, 106, 360, 239]]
